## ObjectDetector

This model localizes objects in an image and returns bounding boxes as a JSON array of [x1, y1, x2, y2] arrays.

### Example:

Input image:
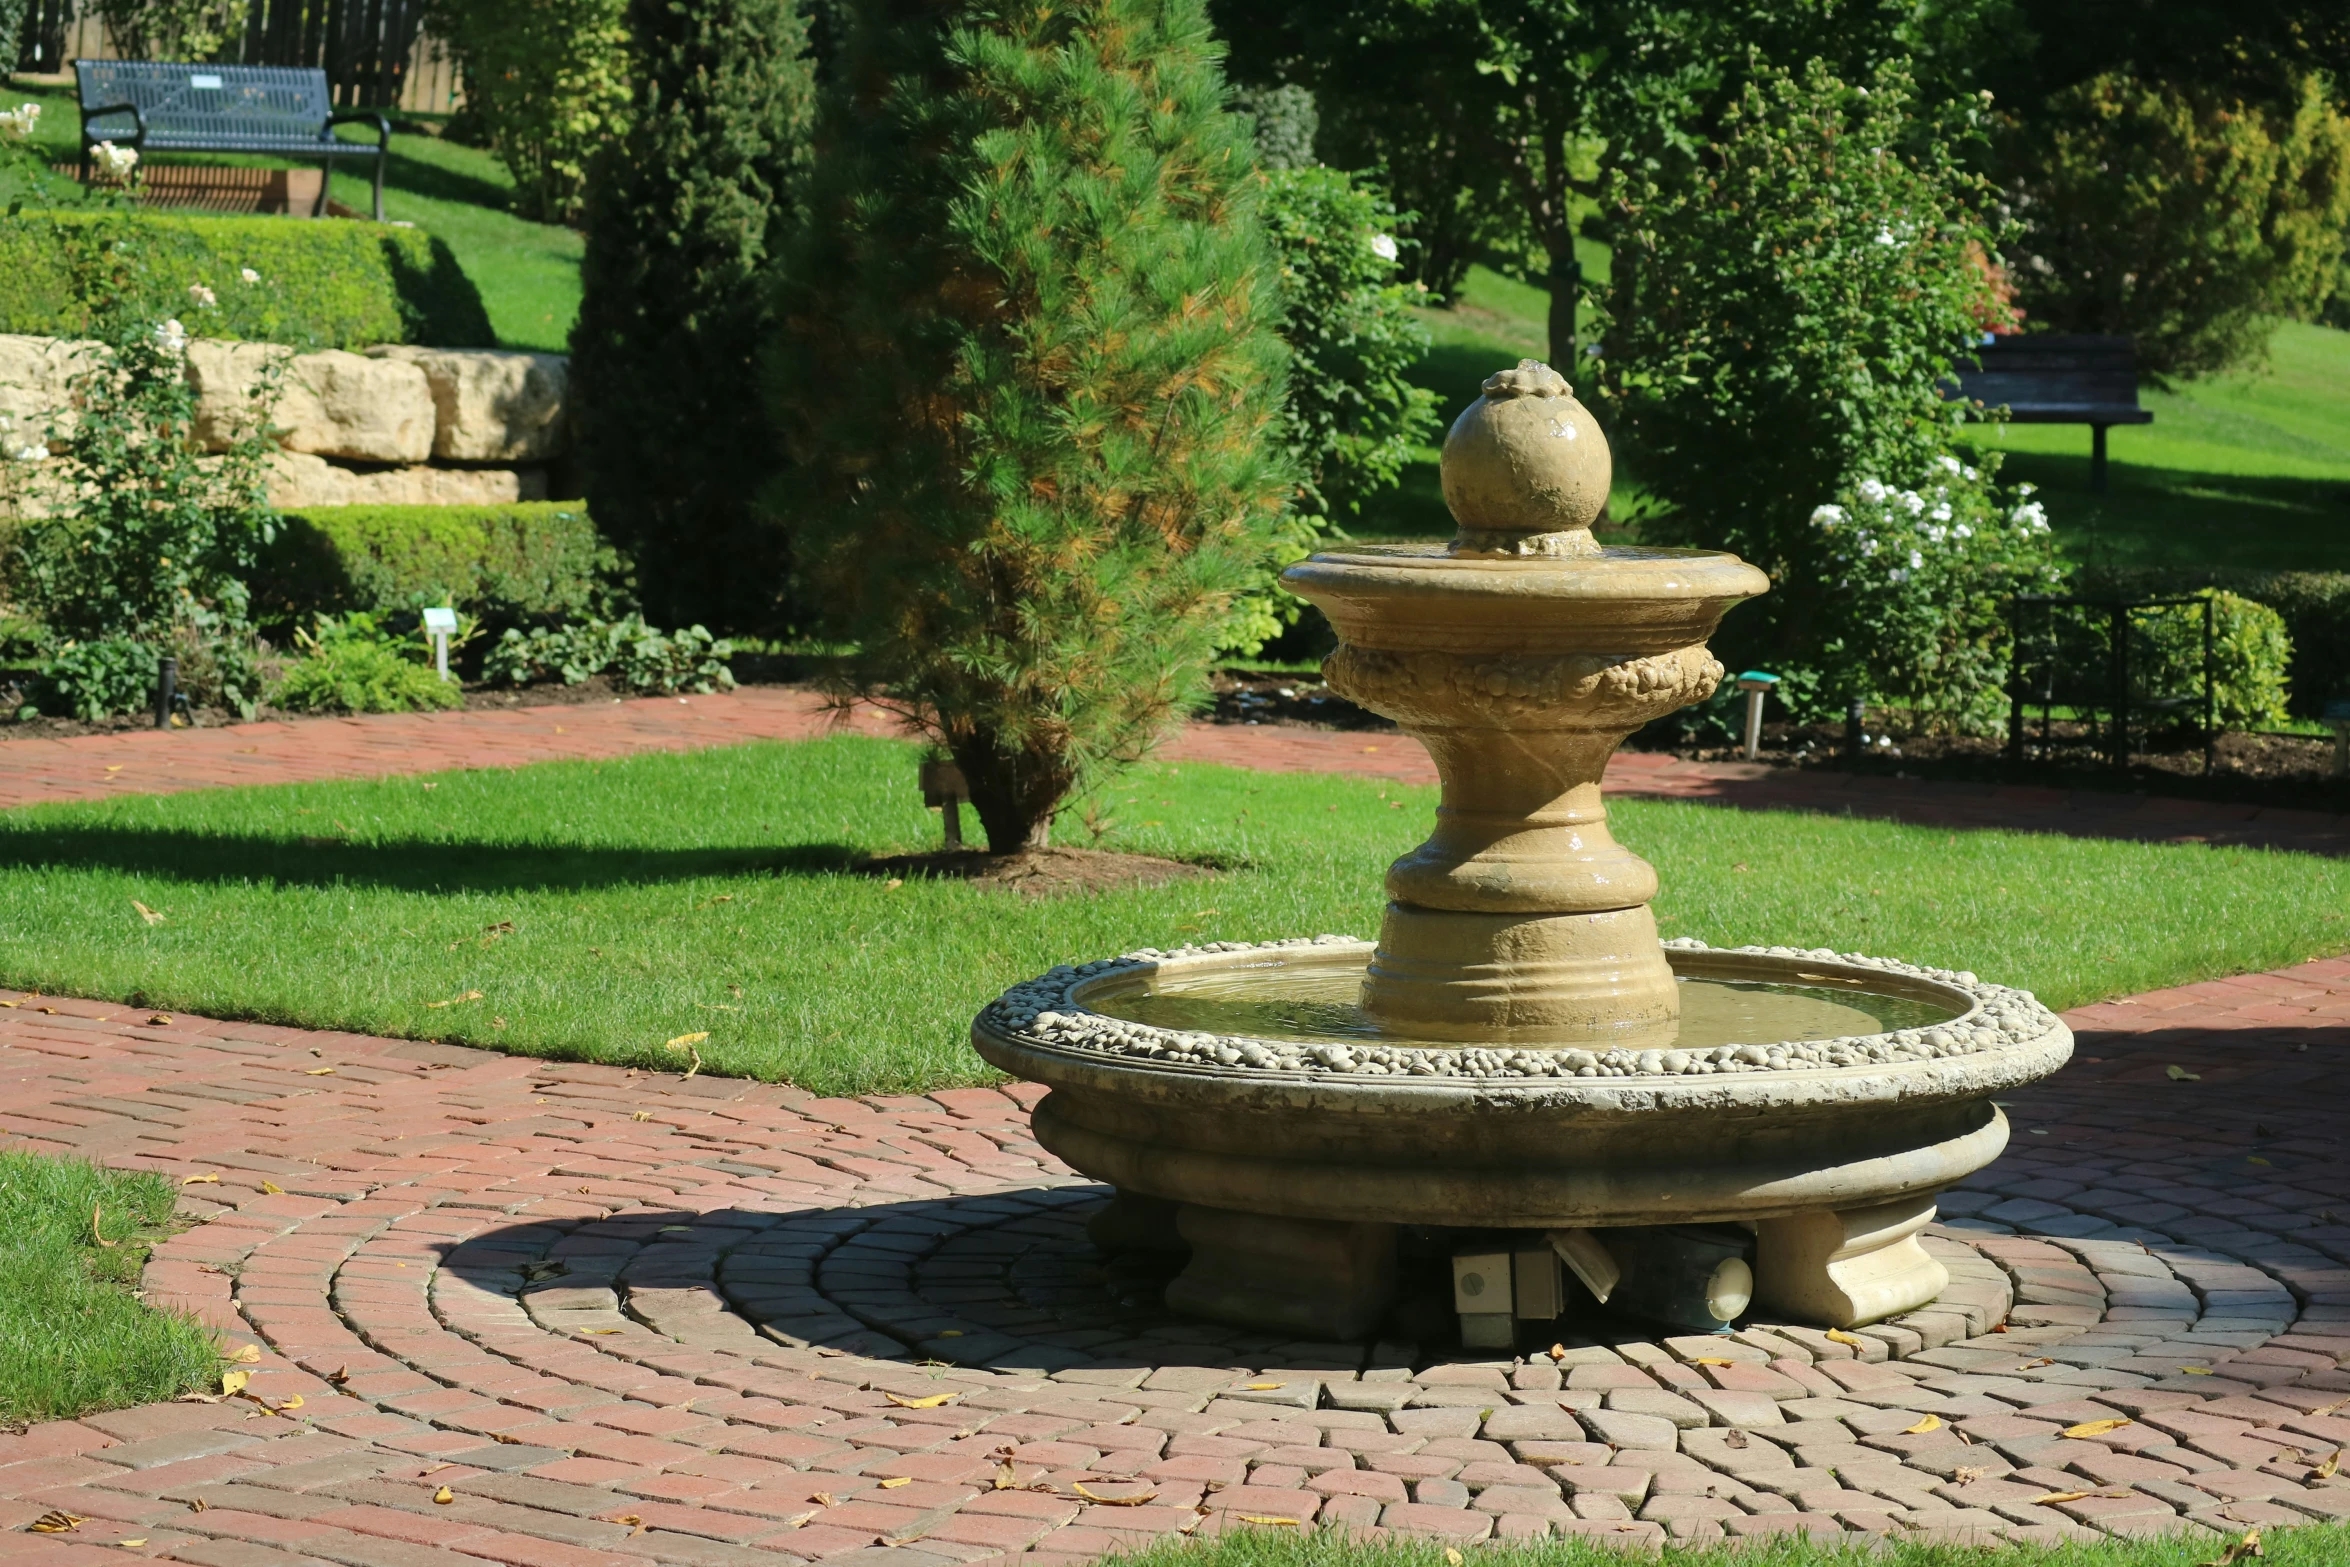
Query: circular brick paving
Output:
[[0, 960, 2345, 1567]]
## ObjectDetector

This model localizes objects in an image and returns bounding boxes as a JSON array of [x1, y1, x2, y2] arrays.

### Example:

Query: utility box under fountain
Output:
[[972, 360, 2070, 1345]]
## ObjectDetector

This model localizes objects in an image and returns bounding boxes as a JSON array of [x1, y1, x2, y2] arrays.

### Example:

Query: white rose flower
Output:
[[1909, 549, 1925, 569], [240, 267, 262, 284], [1900, 490, 1926, 515], [1937, 454, 1962, 475], [1809, 504, 1844, 527], [1954, 523, 1974, 539], [0, 103, 40, 142], [2010, 500, 2048, 529], [152, 318, 188, 354], [1930, 503, 1952, 522], [188, 283, 217, 308], [92, 141, 140, 180], [1368, 233, 1398, 262], [1856, 478, 1888, 504]]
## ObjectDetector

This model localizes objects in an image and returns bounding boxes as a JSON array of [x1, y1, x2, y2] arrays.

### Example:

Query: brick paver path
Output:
[[4, 688, 2343, 855], [1, 958, 2345, 1563]]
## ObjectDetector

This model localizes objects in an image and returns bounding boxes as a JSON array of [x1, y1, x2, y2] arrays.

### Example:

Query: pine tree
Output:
[[774, 0, 1297, 852], [571, 0, 815, 635]]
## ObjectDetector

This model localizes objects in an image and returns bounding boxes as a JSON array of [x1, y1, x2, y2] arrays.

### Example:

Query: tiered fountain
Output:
[[973, 361, 2070, 1346]]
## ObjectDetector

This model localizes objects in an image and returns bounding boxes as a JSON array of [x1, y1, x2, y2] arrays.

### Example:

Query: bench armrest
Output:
[[325, 110, 392, 147], [80, 101, 147, 147]]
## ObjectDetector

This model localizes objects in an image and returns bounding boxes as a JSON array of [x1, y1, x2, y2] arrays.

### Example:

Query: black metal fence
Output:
[[18, 0, 439, 111], [2007, 594, 2216, 774]]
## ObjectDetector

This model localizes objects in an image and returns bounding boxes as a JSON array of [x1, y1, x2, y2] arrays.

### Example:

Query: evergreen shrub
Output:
[[572, 0, 815, 636], [0, 211, 492, 350], [249, 503, 626, 634], [2129, 591, 2293, 731], [2077, 567, 2348, 722], [425, 0, 631, 223], [270, 611, 466, 714], [775, 0, 1298, 851]]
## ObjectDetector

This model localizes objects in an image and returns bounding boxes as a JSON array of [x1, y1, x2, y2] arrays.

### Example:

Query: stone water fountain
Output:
[[973, 360, 2071, 1348]]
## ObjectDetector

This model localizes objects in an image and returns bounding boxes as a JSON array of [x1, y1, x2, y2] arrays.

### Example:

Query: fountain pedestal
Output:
[[971, 360, 2073, 1344]]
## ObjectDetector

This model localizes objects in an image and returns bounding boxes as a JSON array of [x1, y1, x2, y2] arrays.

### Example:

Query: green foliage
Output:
[[11, 276, 275, 719], [0, 1149, 215, 1423], [572, 0, 816, 636], [0, 210, 492, 350], [20, 635, 158, 722], [774, 0, 1298, 851], [1597, 57, 2006, 703], [84, 0, 242, 60], [249, 503, 627, 635], [427, 0, 632, 223], [1807, 462, 2064, 730], [2078, 566, 2346, 720], [483, 613, 735, 694], [270, 611, 466, 714], [1227, 164, 1437, 652], [2129, 591, 2293, 730], [1234, 84, 1317, 172], [2003, 69, 2350, 378]]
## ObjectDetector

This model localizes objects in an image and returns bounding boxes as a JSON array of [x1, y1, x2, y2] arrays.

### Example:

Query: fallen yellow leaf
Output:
[[664, 1031, 710, 1050], [937, 1329, 962, 1337], [30, 1512, 83, 1533], [631, 1110, 653, 1121], [276, 1395, 303, 1412], [1952, 1466, 1989, 1486], [146, 1014, 173, 1025], [182, 1172, 220, 1184], [1246, 1382, 1285, 1391], [2031, 1490, 2094, 1505], [1547, 1343, 1567, 1362], [1235, 1516, 1299, 1527], [885, 1391, 959, 1408], [304, 1067, 336, 1076], [426, 990, 486, 1009], [2201, 1526, 2264, 1567], [2063, 1417, 2133, 1438], [225, 1343, 260, 1364], [2166, 1065, 2200, 1081], [1072, 1484, 1156, 1506], [115, 1540, 147, 1549], [2181, 1366, 2215, 1375], [811, 1492, 836, 1508], [1824, 1329, 1866, 1347], [261, 1180, 284, 1195], [1445, 1552, 1464, 1567], [92, 1202, 117, 1248], [186, 1499, 207, 1514], [220, 1369, 250, 1396], [132, 900, 165, 926], [579, 1327, 621, 1335], [2315, 1448, 2342, 1480], [433, 1487, 454, 1505], [1904, 1415, 1942, 1434], [879, 1477, 913, 1489]]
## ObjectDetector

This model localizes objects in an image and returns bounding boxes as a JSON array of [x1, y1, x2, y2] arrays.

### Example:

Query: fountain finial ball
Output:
[[1440, 358, 1611, 557]]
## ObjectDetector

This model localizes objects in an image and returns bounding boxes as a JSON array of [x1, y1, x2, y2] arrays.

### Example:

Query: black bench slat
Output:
[[74, 60, 389, 221]]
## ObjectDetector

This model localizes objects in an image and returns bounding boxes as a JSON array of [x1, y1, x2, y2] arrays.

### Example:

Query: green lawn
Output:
[[0, 1148, 216, 1423], [1967, 321, 2350, 573], [0, 735, 2339, 1096], [1130, 1524, 2343, 1567], [5, 78, 582, 351]]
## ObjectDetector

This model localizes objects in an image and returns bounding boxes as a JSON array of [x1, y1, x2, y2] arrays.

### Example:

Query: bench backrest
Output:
[[1953, 333, 2142, 413], [76, 60, 332, 147]]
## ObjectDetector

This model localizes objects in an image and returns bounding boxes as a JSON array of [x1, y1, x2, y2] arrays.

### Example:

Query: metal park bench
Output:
[[74, 61, 390, 222], [1948, 333, 2152, 494]]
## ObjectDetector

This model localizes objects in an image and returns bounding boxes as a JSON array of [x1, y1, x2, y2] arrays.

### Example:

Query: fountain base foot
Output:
[[1755, 1194, 1948, 1328], [1087, 1190, 1186, 1255], [1164, 1206, 1397, 1340]]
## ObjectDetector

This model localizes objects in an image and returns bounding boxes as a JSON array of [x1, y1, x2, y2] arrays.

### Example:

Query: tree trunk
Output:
[[1547, 240, 1581, 373], [953, 732, 1073, 853]]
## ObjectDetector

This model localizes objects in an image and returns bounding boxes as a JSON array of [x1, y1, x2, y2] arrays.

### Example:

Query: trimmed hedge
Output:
[[0, 211, 493, 350], [2073, 566, 2350, 721], [251, 503, 628, 632]]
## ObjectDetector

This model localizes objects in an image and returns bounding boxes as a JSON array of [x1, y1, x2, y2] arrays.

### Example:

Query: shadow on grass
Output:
[[0, 826, 867, 894], [1998, 453, 2350, 572]]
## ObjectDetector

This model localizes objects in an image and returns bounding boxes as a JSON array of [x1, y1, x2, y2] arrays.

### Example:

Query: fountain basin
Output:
[[973, 937, 2070, 1333]]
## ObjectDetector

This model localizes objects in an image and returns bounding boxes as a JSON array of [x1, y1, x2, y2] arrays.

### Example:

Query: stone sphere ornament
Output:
[[971, 358, 2072, 1346], [1440, 358, 1611, 556]]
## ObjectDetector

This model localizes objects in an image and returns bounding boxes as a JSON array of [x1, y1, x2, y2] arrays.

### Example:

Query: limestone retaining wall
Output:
[[0, 333, 569, 509]]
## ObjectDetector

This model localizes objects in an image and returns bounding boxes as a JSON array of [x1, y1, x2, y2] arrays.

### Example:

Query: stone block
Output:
[[1578, 1408, 1679, 1451], [370, 345, 568, 461], [0, 331, 91, 450], [188, 342, 434, 463], [263, 451, 542, 509]]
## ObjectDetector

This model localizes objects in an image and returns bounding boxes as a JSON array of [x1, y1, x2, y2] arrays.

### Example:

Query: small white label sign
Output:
[[422, 607, 458, 633], [189, 73, 223, 89]]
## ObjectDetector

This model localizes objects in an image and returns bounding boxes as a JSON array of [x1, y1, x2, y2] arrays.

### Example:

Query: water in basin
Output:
[[1087, 958, 1961, 1050]]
